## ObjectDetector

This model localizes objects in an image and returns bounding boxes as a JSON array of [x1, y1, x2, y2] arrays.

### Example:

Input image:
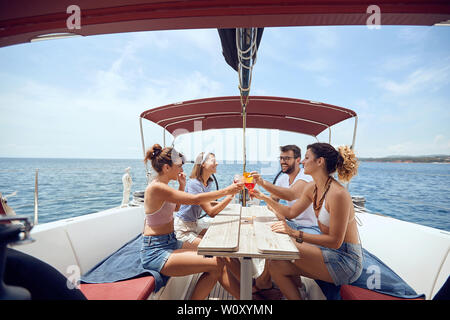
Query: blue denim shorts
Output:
[[286, 220, 322, 235], [140, 232, 184, 273], [319, 242, 363, 286]]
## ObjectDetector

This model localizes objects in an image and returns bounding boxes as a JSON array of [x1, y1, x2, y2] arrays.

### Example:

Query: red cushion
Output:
[[80, 276, 155, 300], [340, 285, 424, 300]]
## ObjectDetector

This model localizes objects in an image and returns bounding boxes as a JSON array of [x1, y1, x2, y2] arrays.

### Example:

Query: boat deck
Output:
[[208, 282, 236, 300], [186, 273, 236, 300], [185, 271, 288, 300]]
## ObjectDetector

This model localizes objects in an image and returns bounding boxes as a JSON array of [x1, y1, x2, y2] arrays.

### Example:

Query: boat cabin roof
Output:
[[140, 96, 357, 138]]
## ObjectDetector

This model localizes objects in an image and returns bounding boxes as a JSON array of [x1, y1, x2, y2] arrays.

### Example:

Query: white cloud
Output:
[[2, 26, 449, 160], [373, 64, 450, 95], [0, 54, 224, 158], [314, 75, 333, 87], [396, 27, 431, 44], [307, 28, 339, 50], [432, 134, 450, 154], [380, 55, 418, 72], [381, 136, 450, 157], [297, 57, 330, 72], [386, 142, 415, 155]]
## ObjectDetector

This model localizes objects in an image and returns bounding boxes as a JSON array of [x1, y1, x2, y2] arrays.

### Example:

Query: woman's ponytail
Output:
[[336, 145, 359, 183], [307, 142, 359, 183]]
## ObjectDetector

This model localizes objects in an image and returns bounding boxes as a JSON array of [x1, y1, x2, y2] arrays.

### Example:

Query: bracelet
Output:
[[295, 230, 304, 243]]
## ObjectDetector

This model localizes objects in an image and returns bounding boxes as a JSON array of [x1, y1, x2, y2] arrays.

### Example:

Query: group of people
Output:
[[141, 142, 362, 300]]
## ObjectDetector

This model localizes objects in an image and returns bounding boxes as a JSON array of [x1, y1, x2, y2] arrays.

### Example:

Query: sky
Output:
[[0, 25, 449, 161]]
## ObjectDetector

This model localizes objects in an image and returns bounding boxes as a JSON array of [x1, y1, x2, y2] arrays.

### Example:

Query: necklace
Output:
[[313, 176, 333, 211]]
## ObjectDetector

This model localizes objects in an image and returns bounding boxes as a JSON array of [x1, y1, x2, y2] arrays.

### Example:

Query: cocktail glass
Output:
[[243, 172, 255, 191]]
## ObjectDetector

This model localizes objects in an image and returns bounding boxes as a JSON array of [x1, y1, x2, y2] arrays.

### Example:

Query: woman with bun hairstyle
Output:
[[250, 143, 362, 299], [141, 144, 243, 300]]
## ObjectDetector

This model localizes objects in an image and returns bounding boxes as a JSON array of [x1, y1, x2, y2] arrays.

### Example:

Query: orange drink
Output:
[[243, 172, 255, 191]]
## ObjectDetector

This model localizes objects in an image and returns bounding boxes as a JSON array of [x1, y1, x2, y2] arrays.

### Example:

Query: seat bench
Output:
[[80, 276, 155, 300], [340, 285, 424, 300]]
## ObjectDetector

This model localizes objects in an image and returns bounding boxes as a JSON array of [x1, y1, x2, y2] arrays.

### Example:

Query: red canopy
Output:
[[140, 96, 357, 138], [1, 0, 449, 48]]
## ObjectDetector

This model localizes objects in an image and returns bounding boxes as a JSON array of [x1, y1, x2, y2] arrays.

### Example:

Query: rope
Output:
[[235, 28, 259, 206], [236, 28, 259, 108]]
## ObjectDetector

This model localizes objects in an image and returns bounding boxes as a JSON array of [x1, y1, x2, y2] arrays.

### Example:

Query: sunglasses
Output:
[[279, 156, 297, 161], [195, 152, 214, 165]]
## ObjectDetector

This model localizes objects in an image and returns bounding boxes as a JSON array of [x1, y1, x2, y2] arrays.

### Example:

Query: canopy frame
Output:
[[1, 0, 449, 48], [139, 96, 358, 183]]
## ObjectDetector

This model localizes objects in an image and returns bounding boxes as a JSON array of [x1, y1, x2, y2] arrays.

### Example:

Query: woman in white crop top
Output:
[[141, 144, 243, 300], [250, 143, 363, 299]]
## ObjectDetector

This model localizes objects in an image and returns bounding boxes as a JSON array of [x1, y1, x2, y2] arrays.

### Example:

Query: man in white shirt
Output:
[[250, 145, 320, 297], [252, 144, 320, 233]]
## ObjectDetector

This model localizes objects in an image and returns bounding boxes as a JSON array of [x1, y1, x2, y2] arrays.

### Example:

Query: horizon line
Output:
[[1, 154, 449, 161]]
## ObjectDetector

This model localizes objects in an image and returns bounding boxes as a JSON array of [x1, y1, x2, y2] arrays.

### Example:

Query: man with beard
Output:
[[252, 145, 318, 231], [249, 145, 320, 299]]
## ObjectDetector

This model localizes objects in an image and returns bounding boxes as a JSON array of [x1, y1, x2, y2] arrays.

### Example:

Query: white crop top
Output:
[[317, 199, 330, 227], [317, 199, 356, 227]]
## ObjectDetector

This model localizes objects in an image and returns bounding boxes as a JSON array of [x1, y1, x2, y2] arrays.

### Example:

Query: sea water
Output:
[[0, 158, 449, 232]]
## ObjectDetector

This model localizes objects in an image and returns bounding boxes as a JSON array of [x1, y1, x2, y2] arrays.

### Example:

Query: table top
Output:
[[197, 204, 300, 260]]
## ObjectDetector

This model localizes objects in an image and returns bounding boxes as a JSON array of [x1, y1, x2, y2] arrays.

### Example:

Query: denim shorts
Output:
[[286, 220, 322, 235], [140, 232, 184, 273], [319, 242, 363, 286]]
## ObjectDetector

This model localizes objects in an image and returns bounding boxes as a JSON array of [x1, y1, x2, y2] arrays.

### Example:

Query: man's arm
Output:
[[251, 171, 307, 201]]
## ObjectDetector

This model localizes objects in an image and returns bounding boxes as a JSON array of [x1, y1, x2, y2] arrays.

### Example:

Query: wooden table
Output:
[[197, 204, 300, 300]]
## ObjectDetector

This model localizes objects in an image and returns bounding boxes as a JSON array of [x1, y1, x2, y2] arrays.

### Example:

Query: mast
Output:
[[236, 28, 259, 206]]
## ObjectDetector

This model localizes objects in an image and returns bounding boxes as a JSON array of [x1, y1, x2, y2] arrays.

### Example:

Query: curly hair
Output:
[[336, 145, 359, 183], [307, 143, 359, 183]]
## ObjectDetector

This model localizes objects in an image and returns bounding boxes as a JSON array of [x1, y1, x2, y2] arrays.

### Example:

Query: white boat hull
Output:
[[11, 205, 450, 300]]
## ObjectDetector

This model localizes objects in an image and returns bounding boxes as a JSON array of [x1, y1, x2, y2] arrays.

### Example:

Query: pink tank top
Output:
[[145, 201, 176, 227]]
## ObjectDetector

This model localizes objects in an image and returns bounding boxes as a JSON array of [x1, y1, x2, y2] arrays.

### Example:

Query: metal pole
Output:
[[140, 117, 151, 184], [351, 115, 358, 151], [34, 169, 38, 225], [139, 117, 146, 158], [346, 115, 358, 191], [242, 104, 247, 207], [242, 105, 246, 174], [163, 128, 166, 148]]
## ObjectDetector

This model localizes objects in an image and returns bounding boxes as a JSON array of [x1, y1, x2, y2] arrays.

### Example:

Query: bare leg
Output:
[[160, 249, 223, 300], [223, 257, 241, 281], [268, 242, 333, 300], [254, 260, 273, 292], [217, 258, 240, 299], [268, 260, 303, 299]]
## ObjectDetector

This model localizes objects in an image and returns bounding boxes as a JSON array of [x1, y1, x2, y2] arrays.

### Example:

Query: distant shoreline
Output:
[[360, 155, 450, 164], [1, 156, 450, 164]]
